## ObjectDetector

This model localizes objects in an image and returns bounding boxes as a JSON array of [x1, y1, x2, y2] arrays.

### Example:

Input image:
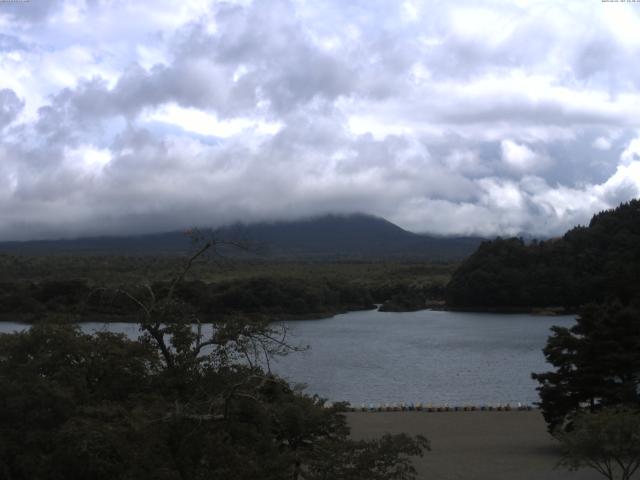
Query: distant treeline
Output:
[[0, 261, 452, 321], [446, 199, 640, 310], [0, 278, 370, 321]]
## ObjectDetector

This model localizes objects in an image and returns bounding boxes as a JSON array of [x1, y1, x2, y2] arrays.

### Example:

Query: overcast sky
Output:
[[1, 0, 639, 240]]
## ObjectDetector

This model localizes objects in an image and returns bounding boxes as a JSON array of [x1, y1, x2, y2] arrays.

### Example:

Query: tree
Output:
[[445, 199, 640, 310], [304, 433, 429, 480], [0, 236, 430, 479], [555, 407, 640, 480], [0, 324, 161, 480], [532, 302, 640, 432]]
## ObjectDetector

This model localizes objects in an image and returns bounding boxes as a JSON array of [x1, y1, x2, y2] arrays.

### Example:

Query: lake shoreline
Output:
[[0, 303, 575, 324], [0, 308, 371, 325], [430, 305, 576, 316]]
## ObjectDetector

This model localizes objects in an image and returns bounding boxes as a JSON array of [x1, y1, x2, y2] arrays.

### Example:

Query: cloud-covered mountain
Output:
[[0, 214, 483, 260], [0, 1, 639, 241]]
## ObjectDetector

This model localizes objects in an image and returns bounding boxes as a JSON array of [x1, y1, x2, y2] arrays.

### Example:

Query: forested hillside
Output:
[[446, 199, 640, 310]]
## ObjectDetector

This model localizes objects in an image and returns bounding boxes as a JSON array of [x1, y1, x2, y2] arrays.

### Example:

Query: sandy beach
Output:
[[347, 411, 607, 480]]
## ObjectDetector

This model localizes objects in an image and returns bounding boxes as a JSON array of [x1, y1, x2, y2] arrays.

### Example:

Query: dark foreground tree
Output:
[[532, 302, 640, 432], [0, 239, 429, 480], [555, 407, 640, 480]]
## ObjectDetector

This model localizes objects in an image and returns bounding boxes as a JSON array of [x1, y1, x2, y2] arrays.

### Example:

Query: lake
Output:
[[0, 309, 574, 406]]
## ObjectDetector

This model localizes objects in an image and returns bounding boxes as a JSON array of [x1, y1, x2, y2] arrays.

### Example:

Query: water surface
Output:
[[274, 309, 574, 405], [0, 309, 574, 405]]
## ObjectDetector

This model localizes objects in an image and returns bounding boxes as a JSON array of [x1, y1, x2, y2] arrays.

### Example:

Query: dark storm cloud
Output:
[[0, 0, 639, 240]]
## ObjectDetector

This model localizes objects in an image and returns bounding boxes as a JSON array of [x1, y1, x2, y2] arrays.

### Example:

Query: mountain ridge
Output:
[[0, 213, 484, 261]]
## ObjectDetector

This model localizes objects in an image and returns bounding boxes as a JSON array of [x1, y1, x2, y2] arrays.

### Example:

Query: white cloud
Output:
[[144, 104, 282, 138], [64, 145, 111, 173], [621, 137, 640, 165], [0, 0, 639, 240], [501, 139, 549, 173], [596, 160, 640, 204], [444, 149, 489, 176], [593, 136, 612, 151]]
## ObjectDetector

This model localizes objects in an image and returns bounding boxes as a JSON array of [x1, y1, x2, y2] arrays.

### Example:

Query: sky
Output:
[[1, 0, 640, 240]]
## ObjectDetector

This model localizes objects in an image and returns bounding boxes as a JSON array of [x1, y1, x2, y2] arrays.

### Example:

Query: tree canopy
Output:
[[532, 302, 640, 432], [555, 407, 640, 480], [446, 199, 640, 309], [0, 240, 429, 479]]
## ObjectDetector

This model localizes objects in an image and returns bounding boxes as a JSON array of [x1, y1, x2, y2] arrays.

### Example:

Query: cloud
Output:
[[621, 136, 640, 165], [0, 0, 60, 23], [0, 0, 639, 240], [0, 89, 23, 129], [593, 136, 612, 151], [501, 139, 549, 173]]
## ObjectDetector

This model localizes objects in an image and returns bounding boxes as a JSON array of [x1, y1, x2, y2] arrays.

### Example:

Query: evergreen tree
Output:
[[532, 302, 640, 432]]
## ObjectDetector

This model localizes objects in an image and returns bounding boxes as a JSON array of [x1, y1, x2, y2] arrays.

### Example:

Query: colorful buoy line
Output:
[[322, 401, 536, 412]]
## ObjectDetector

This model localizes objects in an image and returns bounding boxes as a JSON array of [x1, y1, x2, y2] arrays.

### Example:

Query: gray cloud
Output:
[[0, 89, 23, 129], [0, 0, 639, 240], [0, 0, 59, 22], [0, 33, 29, 52]]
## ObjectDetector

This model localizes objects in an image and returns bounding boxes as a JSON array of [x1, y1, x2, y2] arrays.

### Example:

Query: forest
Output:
[[5, 199, 640, 320], [445, 199, 640, 311], [0, 256, 453, 322]]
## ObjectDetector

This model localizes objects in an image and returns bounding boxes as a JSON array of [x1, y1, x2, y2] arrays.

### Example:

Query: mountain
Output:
[[0, 214, 483, 261], [446, 199, 640, 309]]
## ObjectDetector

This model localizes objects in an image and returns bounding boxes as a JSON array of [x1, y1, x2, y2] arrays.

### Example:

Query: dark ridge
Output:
[[0, 213, 485, 261]]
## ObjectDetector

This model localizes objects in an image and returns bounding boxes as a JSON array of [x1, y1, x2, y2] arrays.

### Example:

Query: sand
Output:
[[347, 411, 607, 480]]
